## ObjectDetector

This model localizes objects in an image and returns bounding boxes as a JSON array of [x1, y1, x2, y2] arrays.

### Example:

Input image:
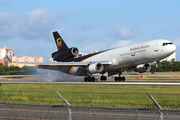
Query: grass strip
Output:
[[0, 84, 180, 109]]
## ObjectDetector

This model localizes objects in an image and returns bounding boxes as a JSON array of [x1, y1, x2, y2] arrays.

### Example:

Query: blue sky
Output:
[[0, 0, 180, 61]]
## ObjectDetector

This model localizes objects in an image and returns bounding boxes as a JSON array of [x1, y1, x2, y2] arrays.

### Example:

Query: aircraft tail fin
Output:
[[53, 31, 69, 52]]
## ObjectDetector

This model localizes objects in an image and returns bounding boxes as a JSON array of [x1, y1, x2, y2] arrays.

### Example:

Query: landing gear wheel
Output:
[[104, 76, 107, 81], [88, 76, 92, 82], [115, 77, 118, 82], [122, 77, 125, 82], [92, 77, 95, 82], [100, 76, 103, 81], [117, 77, 121, 82], [100, 76, 107, 81], [84, 77, 88, 82], [118, 77, 122, 82]]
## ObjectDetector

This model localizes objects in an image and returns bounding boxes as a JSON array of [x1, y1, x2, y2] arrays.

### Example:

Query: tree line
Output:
[[0, 63, 37, 75], [151, 59, 180, 72]]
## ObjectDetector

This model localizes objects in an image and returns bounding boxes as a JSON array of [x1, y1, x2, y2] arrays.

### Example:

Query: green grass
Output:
[[1, 84, 180, 109]]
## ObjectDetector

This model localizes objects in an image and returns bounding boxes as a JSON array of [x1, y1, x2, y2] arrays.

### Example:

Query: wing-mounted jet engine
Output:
[[52, 31, 79, 62], [135, 63, 151, 73], [87, 63, 104, 74]]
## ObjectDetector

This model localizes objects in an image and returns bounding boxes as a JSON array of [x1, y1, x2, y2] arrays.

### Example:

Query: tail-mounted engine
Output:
[[136, 63, 151, 73], [87, 63, 104, 74], [52, 47, 79, 62]]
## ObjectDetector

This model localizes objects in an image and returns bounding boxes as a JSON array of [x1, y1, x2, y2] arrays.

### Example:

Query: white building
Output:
[[0, 46, 15, 66], [0, 46, 15, 59]]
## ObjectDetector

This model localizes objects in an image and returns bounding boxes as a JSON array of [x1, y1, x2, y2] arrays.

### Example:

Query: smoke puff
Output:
[[36, 69, 83, 82]]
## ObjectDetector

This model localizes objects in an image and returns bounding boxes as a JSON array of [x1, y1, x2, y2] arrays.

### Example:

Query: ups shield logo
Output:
[[56, 38, 62, 50]]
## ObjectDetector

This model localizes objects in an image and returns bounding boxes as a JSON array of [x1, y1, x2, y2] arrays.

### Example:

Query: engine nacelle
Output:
[[87, 63, 104, 74], [52, 47, 79, 62], [136, 64, 151, 73]]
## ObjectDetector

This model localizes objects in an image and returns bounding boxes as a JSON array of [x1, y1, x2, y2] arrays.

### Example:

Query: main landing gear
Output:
[[114, 76, 125, 82], [114, 72, 126, 82], [84, 72, 126, 82], [100, 73, 107, 81], [84, 76, 95, 82], [100, 76, 107, 81], [84, 76, 107, 82]]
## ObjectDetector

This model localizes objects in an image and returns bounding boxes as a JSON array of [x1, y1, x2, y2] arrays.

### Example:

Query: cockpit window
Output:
[[162, 42, 173, 46]]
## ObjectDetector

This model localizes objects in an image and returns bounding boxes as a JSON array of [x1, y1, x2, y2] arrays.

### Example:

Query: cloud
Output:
[[111, 40, 133, 48], [74, 34, 88, 42], [173, 38, 180, 46], [79, 39, 133, 55], [107, 27, 135, 48], [80, 43, 107, 54], [151, 30, 164, 38], [109, 27, 135, 40], [74, 22, 93, 31], [81, 27, 134, 53], [0, 0, 10, 7], [0, 8, 67, 40]]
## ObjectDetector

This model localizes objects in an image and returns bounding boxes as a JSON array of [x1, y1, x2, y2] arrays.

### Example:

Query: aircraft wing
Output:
[[17, 61, 112, 67], [17, 62, 88, 67]]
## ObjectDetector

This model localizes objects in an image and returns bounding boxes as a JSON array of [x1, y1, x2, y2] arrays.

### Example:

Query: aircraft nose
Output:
[[168, 44, 176, 54], [172, 44, 177, 52]]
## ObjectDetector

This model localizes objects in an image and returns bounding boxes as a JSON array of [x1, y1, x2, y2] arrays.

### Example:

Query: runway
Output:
[[1, 81, 180, 86], [0, 74, 180, 86]]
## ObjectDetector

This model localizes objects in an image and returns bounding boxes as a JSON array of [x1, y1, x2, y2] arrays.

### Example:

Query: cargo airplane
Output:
[[24, 31, 177, 82]]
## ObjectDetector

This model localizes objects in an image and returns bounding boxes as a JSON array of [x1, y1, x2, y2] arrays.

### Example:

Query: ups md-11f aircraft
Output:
[[32, 31, 176, 82]]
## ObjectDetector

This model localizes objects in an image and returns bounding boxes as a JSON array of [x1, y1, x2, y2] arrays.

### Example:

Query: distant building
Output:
[[93, 51, 98, 53], [0, 46, 43, 67], [49, 58, 56, 62], [0, 46, 15, 59], [0, 46, 15, 66], [78, 52, 87, 57], [12, 56, 43, 67]]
